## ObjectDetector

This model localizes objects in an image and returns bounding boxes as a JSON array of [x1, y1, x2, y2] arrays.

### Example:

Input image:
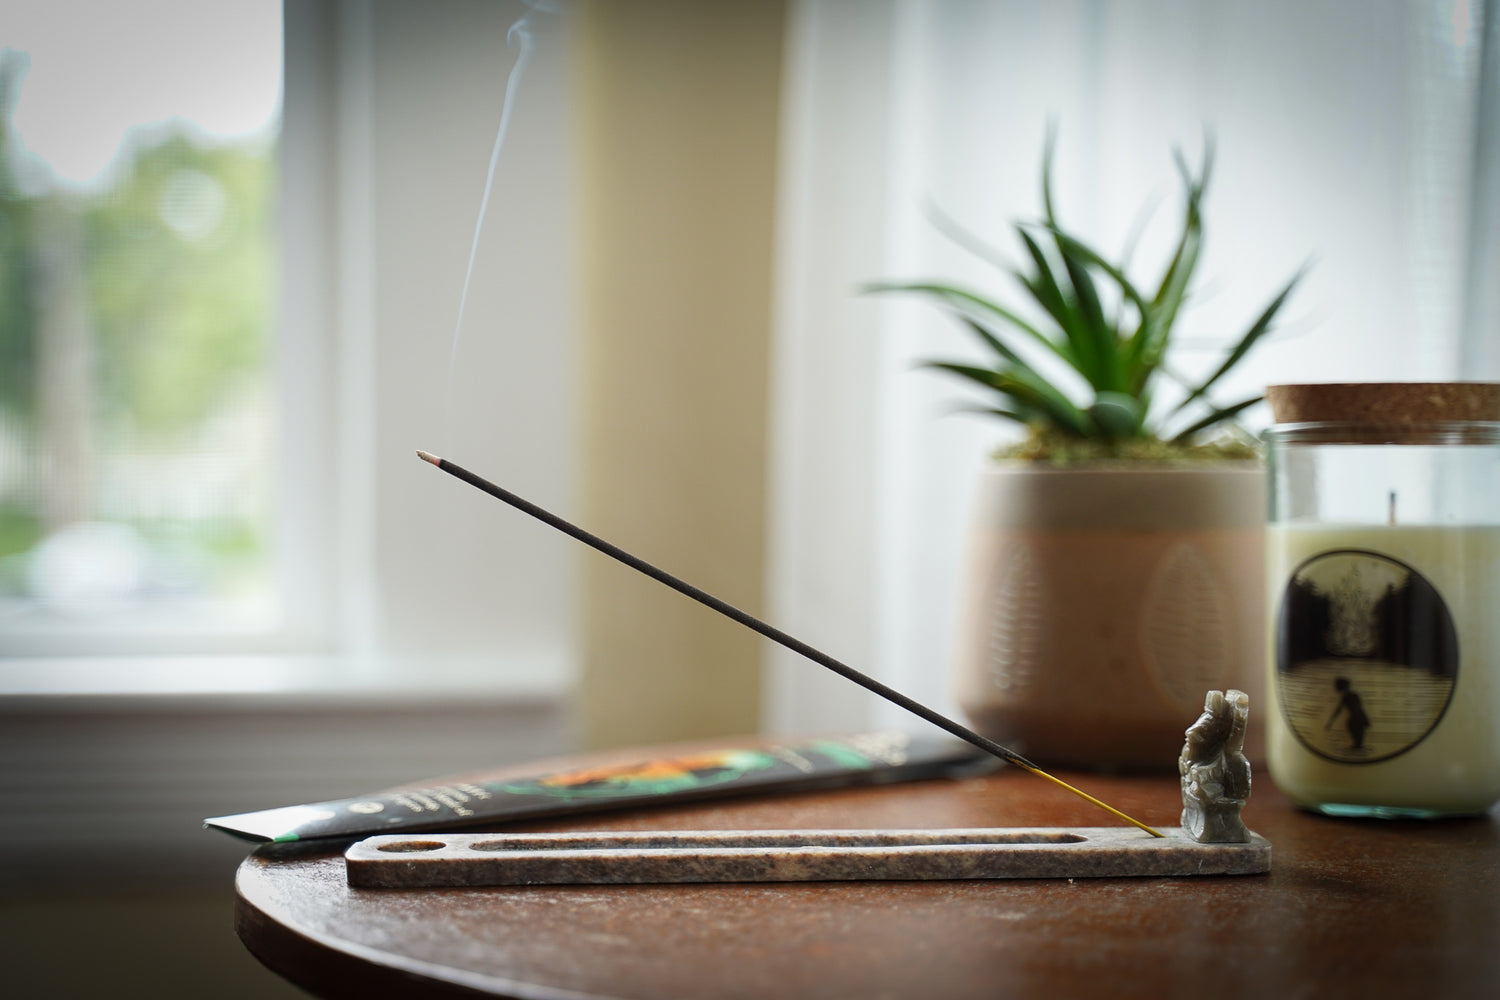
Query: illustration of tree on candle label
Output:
[[1276, 549, 1458, 763]]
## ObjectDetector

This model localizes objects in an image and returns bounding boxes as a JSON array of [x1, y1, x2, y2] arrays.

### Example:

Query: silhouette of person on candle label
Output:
[[1325, 677, 1371, 751]]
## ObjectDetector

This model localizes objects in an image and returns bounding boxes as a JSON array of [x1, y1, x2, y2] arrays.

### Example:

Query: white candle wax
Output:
[[1266, 524, 1500, 815]]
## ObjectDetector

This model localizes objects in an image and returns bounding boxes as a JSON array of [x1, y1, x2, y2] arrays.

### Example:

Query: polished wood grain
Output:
[[235, 745, 1500, 999]]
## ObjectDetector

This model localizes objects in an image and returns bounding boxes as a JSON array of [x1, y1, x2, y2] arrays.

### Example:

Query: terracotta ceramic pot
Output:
[[953, 462, 1266, 770]]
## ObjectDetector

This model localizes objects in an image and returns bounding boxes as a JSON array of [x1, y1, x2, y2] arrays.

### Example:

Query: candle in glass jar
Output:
[[1263, 382, 1500, 818], [1266, 523, 1500, 816]]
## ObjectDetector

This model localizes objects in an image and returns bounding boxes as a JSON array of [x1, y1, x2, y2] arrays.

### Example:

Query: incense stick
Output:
[[417, 450, 1164, 838]]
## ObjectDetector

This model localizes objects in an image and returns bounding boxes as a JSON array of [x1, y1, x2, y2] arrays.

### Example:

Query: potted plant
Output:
[[870, 138, 1303, 769]]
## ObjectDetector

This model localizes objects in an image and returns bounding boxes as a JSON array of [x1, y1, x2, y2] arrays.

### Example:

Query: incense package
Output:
[[205, 731, 990, 843]]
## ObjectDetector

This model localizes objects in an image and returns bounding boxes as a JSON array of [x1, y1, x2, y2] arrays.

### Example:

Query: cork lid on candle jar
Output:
[[1267, 383, 1500, 428]]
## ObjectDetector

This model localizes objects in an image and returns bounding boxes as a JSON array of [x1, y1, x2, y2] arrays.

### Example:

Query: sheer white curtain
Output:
[[766, 0, 1497, 733]]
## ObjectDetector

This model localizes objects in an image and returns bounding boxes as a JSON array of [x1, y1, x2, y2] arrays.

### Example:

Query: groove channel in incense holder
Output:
[[345, 828, 1271, 887]]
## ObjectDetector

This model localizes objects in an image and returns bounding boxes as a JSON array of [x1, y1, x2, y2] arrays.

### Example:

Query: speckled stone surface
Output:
[[345, 827, 1271, 887]]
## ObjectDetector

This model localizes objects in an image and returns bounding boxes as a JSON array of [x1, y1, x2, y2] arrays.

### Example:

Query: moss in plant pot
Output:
[[999, 425, 1260, 466]]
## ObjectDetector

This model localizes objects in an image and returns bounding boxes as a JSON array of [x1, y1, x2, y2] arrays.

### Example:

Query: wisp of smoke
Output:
[[444, 0, 566, 410]]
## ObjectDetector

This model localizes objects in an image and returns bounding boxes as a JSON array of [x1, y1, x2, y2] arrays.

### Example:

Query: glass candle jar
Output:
[[1263, 383, 1500, 818]]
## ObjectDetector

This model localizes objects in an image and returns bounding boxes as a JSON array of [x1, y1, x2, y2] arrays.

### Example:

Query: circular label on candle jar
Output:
[[1275, 549, 1459, 764]]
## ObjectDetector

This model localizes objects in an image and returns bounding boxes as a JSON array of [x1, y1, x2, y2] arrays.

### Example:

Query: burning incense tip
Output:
[[417, 450, 441, 467]]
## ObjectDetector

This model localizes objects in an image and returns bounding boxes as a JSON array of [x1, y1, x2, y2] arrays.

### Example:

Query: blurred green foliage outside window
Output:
[[0, 8, 280, 635]]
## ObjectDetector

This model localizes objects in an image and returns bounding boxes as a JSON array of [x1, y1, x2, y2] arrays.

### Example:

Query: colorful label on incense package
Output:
[[204, 732, 988, 843]]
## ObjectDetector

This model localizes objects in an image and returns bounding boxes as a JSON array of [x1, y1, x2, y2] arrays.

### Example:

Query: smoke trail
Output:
[[445, 1, 563, 405]]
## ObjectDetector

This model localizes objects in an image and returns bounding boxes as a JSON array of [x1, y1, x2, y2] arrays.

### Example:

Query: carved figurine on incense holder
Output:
[[1180, 689, 1253, 844]]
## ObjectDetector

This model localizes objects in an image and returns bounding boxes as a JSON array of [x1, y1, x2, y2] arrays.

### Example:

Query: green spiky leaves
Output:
[[867, 136, 1304, 458]]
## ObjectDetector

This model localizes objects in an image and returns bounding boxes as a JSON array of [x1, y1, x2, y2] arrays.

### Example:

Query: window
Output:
[[1, 1, 580, 696], [1, 1, 284, 651]]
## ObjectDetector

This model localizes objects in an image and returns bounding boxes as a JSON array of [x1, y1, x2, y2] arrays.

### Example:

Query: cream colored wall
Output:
[[575, 0, 785, 749]]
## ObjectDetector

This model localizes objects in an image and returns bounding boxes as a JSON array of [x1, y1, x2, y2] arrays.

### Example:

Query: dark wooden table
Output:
[[235, 742, 1500, 999]]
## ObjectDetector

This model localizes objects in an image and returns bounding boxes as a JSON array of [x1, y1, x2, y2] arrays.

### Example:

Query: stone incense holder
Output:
[[345, 690, 1270, 888]]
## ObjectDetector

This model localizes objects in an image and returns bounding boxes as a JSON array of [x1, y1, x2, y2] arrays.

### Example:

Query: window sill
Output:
[[0, 651, 572, 701]]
